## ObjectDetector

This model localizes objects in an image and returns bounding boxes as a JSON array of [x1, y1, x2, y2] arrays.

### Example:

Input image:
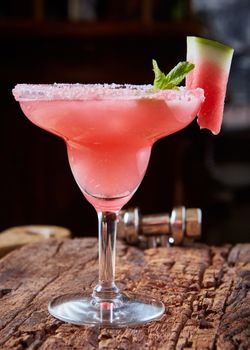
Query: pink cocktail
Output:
[[13, 83, 204, 326]]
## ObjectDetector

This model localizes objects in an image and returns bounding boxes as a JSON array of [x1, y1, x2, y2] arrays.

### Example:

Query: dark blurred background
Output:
[[0, 0, 249, 244]]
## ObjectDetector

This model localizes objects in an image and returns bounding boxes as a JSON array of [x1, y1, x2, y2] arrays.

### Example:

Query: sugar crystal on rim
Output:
[[12, 83, 204, 102]]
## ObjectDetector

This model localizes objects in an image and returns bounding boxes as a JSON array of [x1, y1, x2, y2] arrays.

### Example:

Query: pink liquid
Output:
[[14, 85, 204, 211]]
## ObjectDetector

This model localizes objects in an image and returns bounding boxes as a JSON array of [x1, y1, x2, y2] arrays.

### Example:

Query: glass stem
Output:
[[92, 211, 120, 301]]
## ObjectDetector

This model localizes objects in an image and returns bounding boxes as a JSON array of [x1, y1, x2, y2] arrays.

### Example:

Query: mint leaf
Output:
[[152, 59, 195, 90], [152, 60, 168, 89]]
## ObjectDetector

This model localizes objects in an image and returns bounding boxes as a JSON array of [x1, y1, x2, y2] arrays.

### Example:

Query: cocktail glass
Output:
[[13, 83, 204, 327]]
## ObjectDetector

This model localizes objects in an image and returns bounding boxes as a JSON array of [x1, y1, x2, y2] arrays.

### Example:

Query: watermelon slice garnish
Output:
[[186, 36, 234, 135]]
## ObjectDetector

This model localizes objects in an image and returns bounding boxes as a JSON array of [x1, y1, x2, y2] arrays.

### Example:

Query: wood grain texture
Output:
[[0, 238, 249, 350]]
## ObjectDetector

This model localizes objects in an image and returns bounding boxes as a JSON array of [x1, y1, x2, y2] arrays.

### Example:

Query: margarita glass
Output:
[[13, 83, 204, 327]]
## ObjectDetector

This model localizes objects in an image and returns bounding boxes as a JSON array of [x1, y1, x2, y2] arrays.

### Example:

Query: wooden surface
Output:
[[0, 238, 249, 349]]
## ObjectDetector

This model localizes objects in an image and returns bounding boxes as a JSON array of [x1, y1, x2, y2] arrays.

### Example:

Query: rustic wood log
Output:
[[0, 225, 71, 258], [0, 238, 249, 349]]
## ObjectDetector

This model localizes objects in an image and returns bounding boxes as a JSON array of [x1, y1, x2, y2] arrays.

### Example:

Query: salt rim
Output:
[[12, 83, 204, 102]]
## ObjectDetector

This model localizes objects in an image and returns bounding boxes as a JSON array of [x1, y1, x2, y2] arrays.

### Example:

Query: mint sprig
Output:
[[152, 59, 195, 90]]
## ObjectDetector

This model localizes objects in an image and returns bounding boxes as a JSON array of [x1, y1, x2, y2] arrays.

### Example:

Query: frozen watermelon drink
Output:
[[14, 85, 204, 211], [12, 36, 233, 327]]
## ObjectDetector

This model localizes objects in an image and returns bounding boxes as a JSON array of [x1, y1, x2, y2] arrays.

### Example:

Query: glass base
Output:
[[48, 292, 165, 327]]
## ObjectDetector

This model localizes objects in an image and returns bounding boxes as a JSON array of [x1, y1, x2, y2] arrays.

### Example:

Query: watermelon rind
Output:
[[187, 36, 233, 54]]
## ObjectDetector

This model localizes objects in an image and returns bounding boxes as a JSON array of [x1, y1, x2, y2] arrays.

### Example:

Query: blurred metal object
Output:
[[118, 206, 202, 248]]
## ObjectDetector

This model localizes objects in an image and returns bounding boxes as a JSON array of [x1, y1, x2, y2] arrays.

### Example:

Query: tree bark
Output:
[[0, 238, 249, 349]]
